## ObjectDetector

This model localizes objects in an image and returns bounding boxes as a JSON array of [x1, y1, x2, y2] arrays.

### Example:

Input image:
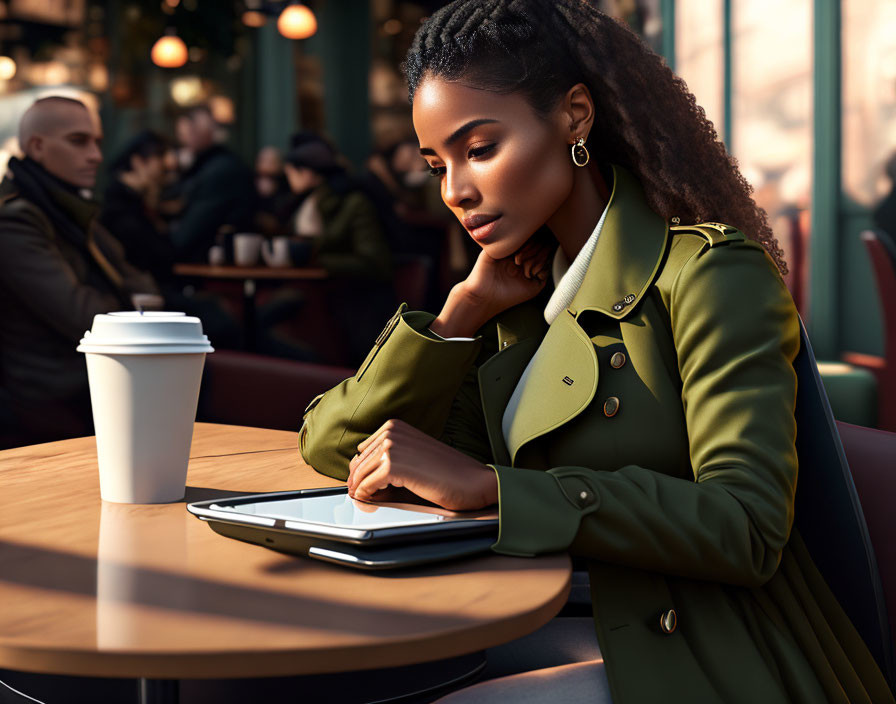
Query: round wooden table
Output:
[[0, 424, 571, 701]]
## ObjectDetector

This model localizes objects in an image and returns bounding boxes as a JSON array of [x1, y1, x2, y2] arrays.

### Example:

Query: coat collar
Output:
[[478, 164, 670, 465], [567, 164, 669, 320]]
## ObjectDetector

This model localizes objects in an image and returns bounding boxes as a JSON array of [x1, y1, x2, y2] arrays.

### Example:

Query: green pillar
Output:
[[314, 0, 371, 168], [256, 22, 298, 153], [809, 0, 841, 358], [660, 0, 675, 71]]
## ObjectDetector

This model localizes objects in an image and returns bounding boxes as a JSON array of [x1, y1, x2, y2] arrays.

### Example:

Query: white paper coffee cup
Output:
[[78, 312, 214, 503]]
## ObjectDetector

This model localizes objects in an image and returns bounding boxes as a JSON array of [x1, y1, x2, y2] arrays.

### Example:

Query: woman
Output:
[[300, 1, 894, 702], [281, 136, 394, 364]]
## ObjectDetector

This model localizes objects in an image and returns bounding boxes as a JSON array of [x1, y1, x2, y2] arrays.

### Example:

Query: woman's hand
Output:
[[430, 230, 554, 338], [347, 419, 498, 511]]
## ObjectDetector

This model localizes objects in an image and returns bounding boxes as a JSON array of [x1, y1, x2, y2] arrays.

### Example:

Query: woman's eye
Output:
[[428, 166, 446, 177], [468, 143, 496, 159]]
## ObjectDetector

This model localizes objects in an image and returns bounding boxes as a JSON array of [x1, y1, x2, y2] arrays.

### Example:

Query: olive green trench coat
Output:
[[301, 166, 893, 703]]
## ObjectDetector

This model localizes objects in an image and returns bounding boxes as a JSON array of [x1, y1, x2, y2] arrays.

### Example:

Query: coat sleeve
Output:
[[300, 305, 484, 480], [492, 241, 801, 588]]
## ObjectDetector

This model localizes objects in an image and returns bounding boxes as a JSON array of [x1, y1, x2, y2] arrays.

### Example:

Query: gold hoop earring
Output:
[[571, 137, 590, 167]]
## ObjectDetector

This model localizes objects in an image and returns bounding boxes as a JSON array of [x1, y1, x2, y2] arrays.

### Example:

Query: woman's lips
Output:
[[464, 215, 502, 242]]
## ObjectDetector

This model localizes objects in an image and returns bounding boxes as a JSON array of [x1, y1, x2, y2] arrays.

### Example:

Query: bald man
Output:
[[0, 96, 159, 446]]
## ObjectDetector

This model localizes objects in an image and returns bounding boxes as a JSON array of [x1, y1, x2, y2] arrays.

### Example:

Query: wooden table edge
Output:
[[0, 566, 571, 679], [173, 264, 328, 280]]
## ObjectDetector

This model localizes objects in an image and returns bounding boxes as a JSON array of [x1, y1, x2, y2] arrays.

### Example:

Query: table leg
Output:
[[138, 678, 179, 704], [243, 278, 257, 351]]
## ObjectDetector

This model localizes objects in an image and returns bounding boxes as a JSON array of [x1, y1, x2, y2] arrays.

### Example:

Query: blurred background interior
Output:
[[0, 0, 893, 443]]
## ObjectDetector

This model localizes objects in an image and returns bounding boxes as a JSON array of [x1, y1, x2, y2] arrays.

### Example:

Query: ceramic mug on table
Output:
[[233, 233, 264, 266], [261, 236, 293, 268]]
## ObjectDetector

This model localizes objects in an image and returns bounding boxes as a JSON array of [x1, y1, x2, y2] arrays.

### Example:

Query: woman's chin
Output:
[[479, 239, 527, 261]]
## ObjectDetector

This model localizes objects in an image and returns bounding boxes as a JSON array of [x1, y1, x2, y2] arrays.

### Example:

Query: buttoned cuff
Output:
[[301, 306, 484, 481], [490, 465, 600, 557]]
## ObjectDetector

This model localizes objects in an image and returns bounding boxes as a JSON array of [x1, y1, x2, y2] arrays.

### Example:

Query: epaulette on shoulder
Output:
[[669, 220, 745, 247]]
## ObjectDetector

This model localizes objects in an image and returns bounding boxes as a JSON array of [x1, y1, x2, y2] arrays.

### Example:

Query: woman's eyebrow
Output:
[[419, 118, 499, 155]]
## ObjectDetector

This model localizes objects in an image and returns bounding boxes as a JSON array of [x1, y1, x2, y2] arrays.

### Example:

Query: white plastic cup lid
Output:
[[77, 311, 214, 355]]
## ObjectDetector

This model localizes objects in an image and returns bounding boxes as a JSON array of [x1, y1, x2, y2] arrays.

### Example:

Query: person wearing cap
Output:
[[0, 96, 159, 447], [282, 136, 394, 363]]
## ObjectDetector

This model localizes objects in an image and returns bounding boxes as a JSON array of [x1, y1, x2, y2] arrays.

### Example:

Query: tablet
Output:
[[187, 487, 499, 570]]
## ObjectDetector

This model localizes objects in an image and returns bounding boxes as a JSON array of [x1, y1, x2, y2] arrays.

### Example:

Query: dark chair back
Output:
[[837, 420, 896, 651], [842, 230, 896, 430], [793, 321, 894, 685], [197, 350, 353, 432]]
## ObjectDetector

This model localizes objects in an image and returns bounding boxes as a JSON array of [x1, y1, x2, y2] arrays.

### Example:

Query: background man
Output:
[[0, 95, 159, 447], [169, 105, 255, 261]]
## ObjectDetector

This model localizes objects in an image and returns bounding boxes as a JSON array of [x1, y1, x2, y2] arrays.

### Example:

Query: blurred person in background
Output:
[[281, 136, 394, 364], [100, 130, 175, 284], [169, 105, 255, 261], [253, 146, 295, 237], [364, 137, 459, 306], [0, 96, 160, 447]]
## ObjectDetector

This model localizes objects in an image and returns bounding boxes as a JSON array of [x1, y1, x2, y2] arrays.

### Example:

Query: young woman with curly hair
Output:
[[301, 1, 894, 701]]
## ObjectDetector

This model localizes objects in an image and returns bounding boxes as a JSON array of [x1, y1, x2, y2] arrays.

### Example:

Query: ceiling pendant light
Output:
[[0, 55, 16, 81], [277, 4, 317, 40], [151, 30, 188, 69]]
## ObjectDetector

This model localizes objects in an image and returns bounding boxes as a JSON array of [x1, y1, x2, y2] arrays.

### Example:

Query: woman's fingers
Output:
[[355, 419, 393, 455], [351, 462, 394, 502]]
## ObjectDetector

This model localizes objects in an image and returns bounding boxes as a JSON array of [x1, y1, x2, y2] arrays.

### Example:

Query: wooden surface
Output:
[[173, 263, 328, 280], [0, 424, 571, 679]]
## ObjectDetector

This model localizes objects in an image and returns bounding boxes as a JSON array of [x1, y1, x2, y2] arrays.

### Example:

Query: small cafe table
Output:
[[0, 424, 571, 703], [172, 264, 329, 351]]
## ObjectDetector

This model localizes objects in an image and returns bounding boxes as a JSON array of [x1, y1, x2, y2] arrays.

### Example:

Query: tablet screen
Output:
[[210, 492, 496, 530]]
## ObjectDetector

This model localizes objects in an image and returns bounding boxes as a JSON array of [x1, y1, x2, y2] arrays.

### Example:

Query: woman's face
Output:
[[284, 163, 322, 194], [413, 76, 574, 259]]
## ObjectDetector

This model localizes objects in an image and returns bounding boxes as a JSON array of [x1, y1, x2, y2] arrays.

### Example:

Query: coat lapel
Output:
[[478, 337, 540, 466], [477, 165, 670, 465], [503, 309, 599, 465]]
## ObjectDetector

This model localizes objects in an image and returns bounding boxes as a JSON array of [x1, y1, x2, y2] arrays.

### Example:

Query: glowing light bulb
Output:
[[0, 56, 16, 81], [277, 4, 317, 40], [151, 34, 188, 69]]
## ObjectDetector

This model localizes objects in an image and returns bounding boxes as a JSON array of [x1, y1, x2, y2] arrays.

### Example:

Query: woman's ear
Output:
[[562, 83, 595, 143]]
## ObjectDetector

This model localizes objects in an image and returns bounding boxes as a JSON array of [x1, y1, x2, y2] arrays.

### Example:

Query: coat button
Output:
[[577, 490, 595, 507], [603, 396, 620, 417], [610, 351, 626, 369], [660, 609, 678, 634]]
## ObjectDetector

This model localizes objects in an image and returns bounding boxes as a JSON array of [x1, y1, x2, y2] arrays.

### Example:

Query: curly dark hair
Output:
[[404, 0, 787, 274]]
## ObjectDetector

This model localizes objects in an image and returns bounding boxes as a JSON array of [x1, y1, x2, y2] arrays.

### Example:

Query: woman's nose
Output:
[[442, 166, 478, 208]]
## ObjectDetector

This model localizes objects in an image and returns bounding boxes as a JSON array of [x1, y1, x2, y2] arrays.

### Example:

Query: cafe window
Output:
[[731, 0, 812, 276], [842, 0, 896, 209], [674, 0, 724, 136]]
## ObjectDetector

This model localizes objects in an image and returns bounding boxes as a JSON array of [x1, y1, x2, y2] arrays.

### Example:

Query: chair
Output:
[[197, 350, 354, 432], [793, 321, 894, 686], [842, 230, 896, 431], [837, 420, 896, 651]]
